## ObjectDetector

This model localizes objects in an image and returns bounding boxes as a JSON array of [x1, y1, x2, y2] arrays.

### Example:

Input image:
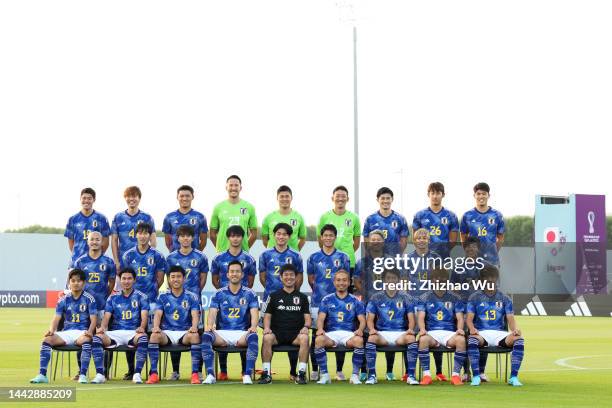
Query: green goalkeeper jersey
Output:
[[318, 209, 361, 267], [210, 199, 257, 252], [261, 209, 307, 250]]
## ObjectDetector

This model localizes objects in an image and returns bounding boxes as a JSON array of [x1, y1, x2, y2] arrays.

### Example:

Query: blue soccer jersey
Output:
[[412, 207, 459, 258], [467, 290, 513, 331], [259, 247, 303, 299], [105, 289, 150, 330], [111, 210, 156, 259], [320, 293, 365, 332], [155, 290, 201, 331], [166, 249, 209, 296], [417, 290, 464, 331], [73, 254, 116, 309], [56, 292, 97, 331], [460, 207, 505, 265], [366, 291, 415, 331], [211, 250, 257, 287], [210, 286, 259, 331], [307, 249, 350, 307], [404, 250, 442, 296], [64, 211, 111, 266], [162, 209, 208, 251], [362, 210, 409, 244], [450, 262, 484, 301], [122, 246, 168, 302]]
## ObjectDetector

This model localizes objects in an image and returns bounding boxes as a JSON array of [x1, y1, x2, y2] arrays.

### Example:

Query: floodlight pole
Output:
[[353, 25, 360, 215]]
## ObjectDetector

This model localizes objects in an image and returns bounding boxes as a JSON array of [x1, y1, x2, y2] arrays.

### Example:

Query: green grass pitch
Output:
[[1, 309, 611, 407]]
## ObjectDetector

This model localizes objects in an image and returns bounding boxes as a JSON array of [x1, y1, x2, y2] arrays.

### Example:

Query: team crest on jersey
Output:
[[444, 301, 452, 310], [182, 300, 189, 309], [136, 219, 143, 225], [333, 259, 341, 267], [189, 218, 196, 225], [131, 300, 139, 308], [100, 264, 106, 272], [293, 297, 300, 305], [345, 219, 352, 227], [240, 208, 247, 215], [391, 220, 398, 229], [396, 301, 403, 309], [239, 298, 247, 306], [285, 257, 292, 264], [441, 217, 448, 225], [92, 220, 98, 228], [488, 217, 495, 225], [345, 303, 352, 311], [190, 259, 198, 267], [495, 301, 503, 309], [147, 256, 155, 266], [79, 304, 86, 312]]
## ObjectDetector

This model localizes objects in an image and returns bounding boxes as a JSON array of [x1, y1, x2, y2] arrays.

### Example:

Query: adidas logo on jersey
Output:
[[278, 300, 284, 303]]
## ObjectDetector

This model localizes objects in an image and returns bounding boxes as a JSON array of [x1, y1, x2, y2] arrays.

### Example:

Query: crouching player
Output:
[[466, 265, 525, 386], [146, 266, 201, 384], [416, 268, 467, 386], [314, 270, 366, 385], [31, 269, 97, 384], [84, 268, 150, 384], [200, 260, 259, 385], [364, 268, 419, 385]]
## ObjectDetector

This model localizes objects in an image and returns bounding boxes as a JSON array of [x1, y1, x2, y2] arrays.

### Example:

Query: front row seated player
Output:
[[146, 265, 202, 385], [416, 268, 467, 386], [31, 269, 97, 384], [258, 264, 311, 385], [364, 268, 419, 385], [82, 268, 150, 384], [314, 269, 366, 385], [200, 260, 260, 385], [466, 265, 525, 387]]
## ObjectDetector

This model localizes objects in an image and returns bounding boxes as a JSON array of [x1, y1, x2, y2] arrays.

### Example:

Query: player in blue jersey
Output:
[[30, 269, 97, 384], [65, 187, 111, 267], [450, 237, 485, 302], [307, 224, 350, 380], [210, 225, 256, 379], [111, 186, 156, 279], [460, 182, 505, 266], [416, 268, 467, 386], [363, 187, 409, 253], [363, 268, 419, 385], [259, 223, 304, 301], [121, 223, 167, 311], [406, 228, 443, 296], [412, 182, 459, 260], [110, 186, 157, 380], [146, 265, 202, 385], [200, 261, 260, 385], [211, 225, 256, 289], [73, 231, 116, 315], [314, 270, 366, 385], [163, 185, 208, 252], [466, 265, 525, 387], [85, 268, 150, 384]]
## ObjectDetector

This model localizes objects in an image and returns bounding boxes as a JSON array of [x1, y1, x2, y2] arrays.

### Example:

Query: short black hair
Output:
[[167, 265, 186, 276], [480, 264, 499, 281], [280, 263, 298, 275], [427, 182, 445, 194], [226, 175, 242, 184], [226, 225, 245, 238], [431, 268, 449, 281], [473, 182, 490, 194], [80, 187, 96, 200], [273, 222, 293, 236], [119, 268, 136, 279], [320, 224, 337, 236], [277, 185, 293, 195], [382, 268, 400, 281], [177, 185, 194, 195], [464, 236, 481, 249], [227, 260, 244, 271], [333, 185, 349, 195], [68, 268, 86, 282], [136, 222, 153, 235], [177, 225, 195, 237], [376, 187, 393, 198]]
